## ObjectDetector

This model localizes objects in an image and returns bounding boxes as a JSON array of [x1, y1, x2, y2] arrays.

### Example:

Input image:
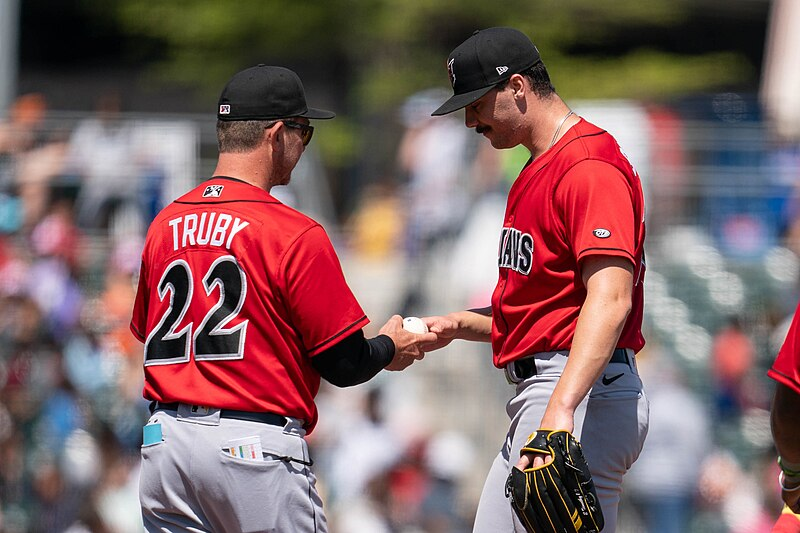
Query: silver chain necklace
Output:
[[548, 110, 575, 149]]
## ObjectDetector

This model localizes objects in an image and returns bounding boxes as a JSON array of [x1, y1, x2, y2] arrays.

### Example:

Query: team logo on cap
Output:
[[219, 104, 231, 115], [593, 228, 611, 238], [496, 66, 509, 75], [203, 185, 224, 197], [447, 57, 456, 87]]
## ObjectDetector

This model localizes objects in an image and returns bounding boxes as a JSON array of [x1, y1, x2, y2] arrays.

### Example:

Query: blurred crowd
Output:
[[0, 92, 154, 533], [0, 88, 799, 533]]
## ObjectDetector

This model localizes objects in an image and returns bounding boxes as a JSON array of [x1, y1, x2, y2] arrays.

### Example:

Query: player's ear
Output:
[[509, 74, 527, 98]]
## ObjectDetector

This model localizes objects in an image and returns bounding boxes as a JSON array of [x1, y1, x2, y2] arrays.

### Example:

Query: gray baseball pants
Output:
[[472, 350, 649, 533], [139, 404, 327, 533]]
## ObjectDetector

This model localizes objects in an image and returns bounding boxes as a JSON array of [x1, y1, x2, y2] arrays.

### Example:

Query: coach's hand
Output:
[[380, 315, 438, 371]]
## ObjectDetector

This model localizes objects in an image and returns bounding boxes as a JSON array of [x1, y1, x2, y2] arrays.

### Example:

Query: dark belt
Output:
[[150, 401, 287, 427], [507, 348, 631, 383]]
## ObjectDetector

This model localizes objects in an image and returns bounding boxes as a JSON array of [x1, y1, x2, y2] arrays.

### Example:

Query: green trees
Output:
[[111, 0, 759, 107]]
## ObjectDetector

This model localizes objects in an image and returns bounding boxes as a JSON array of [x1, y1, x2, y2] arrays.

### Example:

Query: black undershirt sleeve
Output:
[[311, 330, 395, 387]]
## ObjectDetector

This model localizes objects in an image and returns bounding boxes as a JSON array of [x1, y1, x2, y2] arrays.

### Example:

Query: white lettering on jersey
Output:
[[211, 214, 232, 246], [498, 227, 534, 275], [226, 218, 249, 249], [183, 214, 198, 247], [195, 212, 216, 245], [169, 212, 250, 251]]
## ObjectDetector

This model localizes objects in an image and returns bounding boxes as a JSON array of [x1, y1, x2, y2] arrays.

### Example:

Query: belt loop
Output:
[[504, 363, 518, 384], [610, 348, 633, 366], [504, 357, 537, 384]]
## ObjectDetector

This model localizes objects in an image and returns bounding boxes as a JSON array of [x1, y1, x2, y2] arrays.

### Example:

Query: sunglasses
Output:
[[280, 120, 314, 146]]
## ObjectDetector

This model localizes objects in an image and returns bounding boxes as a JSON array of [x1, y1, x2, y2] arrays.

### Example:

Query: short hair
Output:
[[499, 61, 556, 99], [216, 120, 275, 153]]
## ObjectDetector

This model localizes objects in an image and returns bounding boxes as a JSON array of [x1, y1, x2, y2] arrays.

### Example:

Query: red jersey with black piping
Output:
[[491, 119, 646, 367], [131, 177, 369, 432]]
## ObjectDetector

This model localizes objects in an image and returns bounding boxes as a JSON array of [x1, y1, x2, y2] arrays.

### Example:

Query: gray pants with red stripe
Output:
[[139, 404, 326, 532], [473, 351, 649, 533]]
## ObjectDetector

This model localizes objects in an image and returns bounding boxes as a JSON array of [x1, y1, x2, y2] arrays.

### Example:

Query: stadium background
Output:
[[0, 1, 798, 531]]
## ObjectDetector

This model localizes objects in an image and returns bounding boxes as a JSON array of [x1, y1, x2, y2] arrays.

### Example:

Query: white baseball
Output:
[[402, 316, 429, 334]]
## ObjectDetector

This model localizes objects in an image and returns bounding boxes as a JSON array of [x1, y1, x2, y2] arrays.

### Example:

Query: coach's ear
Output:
[[264, 121, 283, 149]]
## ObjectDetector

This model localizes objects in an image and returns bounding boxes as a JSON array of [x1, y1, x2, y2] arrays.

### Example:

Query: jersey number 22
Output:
[[144, 256, 248, 365]]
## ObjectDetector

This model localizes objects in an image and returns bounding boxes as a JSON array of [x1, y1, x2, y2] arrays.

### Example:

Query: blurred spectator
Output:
[[697, 450, 775, 532], [0, 94, 46, 170], [645, 106, 688, 228], [62, 91, 142, 232], [420, 431, 474, 533], [0, 93, 69, 232], [625, 349, 711, 533], [446, 191, 506, 309], [380, 438, 431, 531], [346, 181, 405, 261], [439, 134, 518, 310], [396, 89, 473, 315], [327, 387, 402, 504], [317, 380, 476, 533], [712, 315, 757, 419], [27, 204, 85, 342]]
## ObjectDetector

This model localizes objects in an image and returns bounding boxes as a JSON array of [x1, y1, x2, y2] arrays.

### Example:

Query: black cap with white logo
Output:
[[217, 65, 335, 121], [432, 27, 541, 116]]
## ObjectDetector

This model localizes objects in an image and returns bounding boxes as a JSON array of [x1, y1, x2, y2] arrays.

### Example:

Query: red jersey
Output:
[[769, 301, 800, 395], [491, 119, 646, 367], [130, 177, 369, 432]]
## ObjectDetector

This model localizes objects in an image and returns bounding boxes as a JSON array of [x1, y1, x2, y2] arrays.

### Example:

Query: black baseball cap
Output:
[[217, 65, 335, 121], [432, 27, 541, 116]]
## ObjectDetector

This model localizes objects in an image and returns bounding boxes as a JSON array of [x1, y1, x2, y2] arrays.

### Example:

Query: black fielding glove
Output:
[[506, 429, 604, 532]]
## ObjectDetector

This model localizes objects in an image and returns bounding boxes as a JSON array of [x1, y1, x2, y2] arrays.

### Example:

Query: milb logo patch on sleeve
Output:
[[592, 228, 611, 238]]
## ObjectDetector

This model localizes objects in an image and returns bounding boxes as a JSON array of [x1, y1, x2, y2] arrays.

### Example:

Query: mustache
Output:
[[476, 125, 488, 134]]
